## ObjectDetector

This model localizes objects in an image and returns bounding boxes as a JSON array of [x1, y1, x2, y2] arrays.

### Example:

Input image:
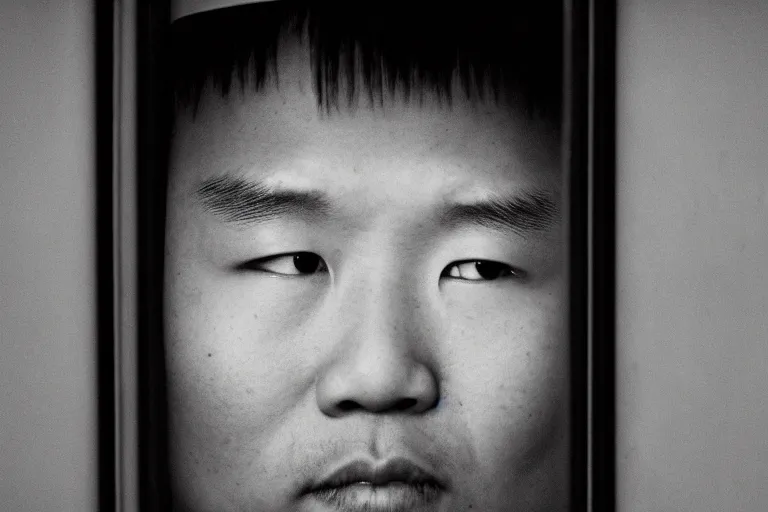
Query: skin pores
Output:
[[165, 38, 568, 512]]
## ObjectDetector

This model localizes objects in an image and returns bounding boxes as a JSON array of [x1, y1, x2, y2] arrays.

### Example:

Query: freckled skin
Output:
[[165, 39, 568, 511]]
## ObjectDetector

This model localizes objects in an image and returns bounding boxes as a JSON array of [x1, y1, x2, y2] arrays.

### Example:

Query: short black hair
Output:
[[171, 1, 563, 123]]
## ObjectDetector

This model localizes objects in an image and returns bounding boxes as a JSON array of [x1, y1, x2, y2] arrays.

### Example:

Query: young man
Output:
[[163, 1, 567, 510]]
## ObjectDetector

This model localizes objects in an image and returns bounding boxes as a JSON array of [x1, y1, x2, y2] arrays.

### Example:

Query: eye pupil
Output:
[[293, 252, 321, 274], [474, 261, 508, 280]]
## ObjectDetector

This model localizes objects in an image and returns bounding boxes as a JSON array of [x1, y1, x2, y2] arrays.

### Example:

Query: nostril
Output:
[[337, 400, 359, 412], [394, 398, 418, 411], [335, 397, 420, 414]]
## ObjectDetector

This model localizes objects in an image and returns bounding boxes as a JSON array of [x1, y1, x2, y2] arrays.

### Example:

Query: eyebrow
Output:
[[442, 191, 559, 237], [196, 174, 558, 236], [195, 174, 331, 224]]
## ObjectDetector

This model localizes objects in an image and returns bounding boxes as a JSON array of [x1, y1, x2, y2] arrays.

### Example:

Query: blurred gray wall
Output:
[[0, 1, 97, 511], [616, 0, 768, 510], [1, 0, 767, 511]]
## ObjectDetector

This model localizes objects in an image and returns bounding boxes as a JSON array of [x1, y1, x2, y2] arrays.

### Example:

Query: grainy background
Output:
[[616, 0, 768, 510], [0, 1, 97, 511]]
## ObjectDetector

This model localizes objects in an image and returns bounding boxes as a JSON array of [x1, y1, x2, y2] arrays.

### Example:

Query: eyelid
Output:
[[235, 252, 327, 276], [442, 259, 527, 281], [234, 252, 286, 272], [236, 254, 524, 280]]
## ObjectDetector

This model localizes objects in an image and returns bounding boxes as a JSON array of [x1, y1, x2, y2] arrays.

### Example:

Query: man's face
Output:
[[165, 39, 567, 512]]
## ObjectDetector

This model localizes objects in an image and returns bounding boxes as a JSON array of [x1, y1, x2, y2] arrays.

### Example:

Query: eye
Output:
[[238, 252, 327, 276], [441, 260, 524, 281]]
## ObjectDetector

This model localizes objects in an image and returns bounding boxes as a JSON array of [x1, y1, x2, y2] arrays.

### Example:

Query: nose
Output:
[[315, 280, 440, 417]]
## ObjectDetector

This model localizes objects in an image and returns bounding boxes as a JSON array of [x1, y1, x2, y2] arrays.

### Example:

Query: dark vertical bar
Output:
[[95, 0, 116, 511], [591, 0, 617, 509], [566, 0, 590, 510], [137, 1, 172, 511]]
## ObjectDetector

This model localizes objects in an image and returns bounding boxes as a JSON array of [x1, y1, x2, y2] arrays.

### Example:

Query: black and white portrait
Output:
[[163, 1, 568, 510]]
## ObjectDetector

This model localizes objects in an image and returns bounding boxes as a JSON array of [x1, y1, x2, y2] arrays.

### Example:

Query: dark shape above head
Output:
[[171, 0, 563, 124]]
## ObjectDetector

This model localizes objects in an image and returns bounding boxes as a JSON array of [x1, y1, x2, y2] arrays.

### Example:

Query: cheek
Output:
[[164, 258, 323, 469], [441, 284, 568, 471]]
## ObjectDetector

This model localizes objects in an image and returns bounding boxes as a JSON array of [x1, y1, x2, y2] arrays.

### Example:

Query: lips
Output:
[[303, 457, 445, 511]]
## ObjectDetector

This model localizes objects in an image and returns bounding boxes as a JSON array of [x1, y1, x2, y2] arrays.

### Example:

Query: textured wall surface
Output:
[[0, 1, 97, 511], [617, 1, 768, 510]]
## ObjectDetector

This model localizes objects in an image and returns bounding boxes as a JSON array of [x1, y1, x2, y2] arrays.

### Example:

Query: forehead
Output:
[[168, 39, 561, 200]]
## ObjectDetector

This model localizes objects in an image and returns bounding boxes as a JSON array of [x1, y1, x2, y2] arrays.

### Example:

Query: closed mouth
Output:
[[303, 457, 445, 511]]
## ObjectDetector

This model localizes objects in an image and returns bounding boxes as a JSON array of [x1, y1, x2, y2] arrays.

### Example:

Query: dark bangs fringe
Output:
[[171, 1, 563, 122]]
